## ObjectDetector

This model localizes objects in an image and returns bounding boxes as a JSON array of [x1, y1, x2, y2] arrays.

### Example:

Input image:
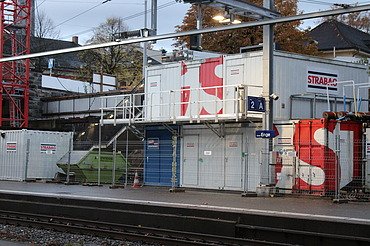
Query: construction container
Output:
[[273, 119, 363, 195], [57, 150, 128, 184], [366, 128, 370, 193], [145, 51, 368, 122], [0, 130, 72, 181], [144, 126, 180, 186], [145, 56, 263, 123], [180, 124, 262, 192]]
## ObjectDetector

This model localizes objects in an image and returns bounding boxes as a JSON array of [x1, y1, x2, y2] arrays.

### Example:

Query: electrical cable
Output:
[[60, 1, 176, 40], [54, 0, 111, 29], [55, 76, 73, 92]]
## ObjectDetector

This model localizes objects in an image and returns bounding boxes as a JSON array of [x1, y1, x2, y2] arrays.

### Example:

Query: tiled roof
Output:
[[309, 20, 370, 55]]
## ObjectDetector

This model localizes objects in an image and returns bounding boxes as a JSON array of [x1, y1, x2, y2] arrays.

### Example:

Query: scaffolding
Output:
[[0, 0, 31, 128]]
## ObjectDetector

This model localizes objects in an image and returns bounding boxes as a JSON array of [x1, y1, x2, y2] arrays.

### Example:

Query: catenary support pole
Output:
[[143, 0, 148, 79], [261, 0, 274, 185], [151, 0, 157, 35]]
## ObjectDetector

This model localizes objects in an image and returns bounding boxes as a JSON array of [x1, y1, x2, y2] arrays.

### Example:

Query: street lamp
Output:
[[213, 12, 241, 24]]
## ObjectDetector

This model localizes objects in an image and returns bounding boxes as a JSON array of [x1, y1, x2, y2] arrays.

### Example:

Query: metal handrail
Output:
[[99, 84, 263, 125]]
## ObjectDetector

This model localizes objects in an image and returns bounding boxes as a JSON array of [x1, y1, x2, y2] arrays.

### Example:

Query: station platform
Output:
[[0, 181, 369, 223]]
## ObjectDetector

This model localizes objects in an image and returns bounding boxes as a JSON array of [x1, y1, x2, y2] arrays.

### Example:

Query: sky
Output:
[[35, 0, 370, 50]]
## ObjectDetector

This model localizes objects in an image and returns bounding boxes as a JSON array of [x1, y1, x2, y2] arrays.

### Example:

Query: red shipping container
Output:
[[293, 119, 363, 195]]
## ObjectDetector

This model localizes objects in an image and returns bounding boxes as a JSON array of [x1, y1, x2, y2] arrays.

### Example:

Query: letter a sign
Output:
[[247, 96, 266, 112]]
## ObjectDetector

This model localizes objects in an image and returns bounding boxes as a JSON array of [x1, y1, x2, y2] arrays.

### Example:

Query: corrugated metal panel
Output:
[[144, 126, 180, 186], [180, 125, 261, 192], [0, 130, 26, 181], [0, 130, 72, 181]]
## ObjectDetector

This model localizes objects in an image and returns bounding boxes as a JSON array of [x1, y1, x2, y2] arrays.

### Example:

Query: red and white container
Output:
[[274, 119, 363, 195], [145, 51, 368, 122]]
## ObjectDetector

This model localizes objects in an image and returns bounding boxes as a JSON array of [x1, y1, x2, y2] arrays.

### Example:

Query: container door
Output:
[[144, 137, 160, 184], [225, 64, 244, 115], [182, 135, 199, 186], [199, 132, 224, 189], [224, 134, 243, 190], [147, 75, 161, 120], [245, 129, 261, 192]]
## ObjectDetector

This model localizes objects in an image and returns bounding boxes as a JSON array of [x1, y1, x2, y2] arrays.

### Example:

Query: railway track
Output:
[[0, 192, 369, 246], [0, 209, 274, 245]]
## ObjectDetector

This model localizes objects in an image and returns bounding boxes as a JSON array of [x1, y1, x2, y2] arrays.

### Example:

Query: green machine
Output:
[[57, 150, 129, 184]]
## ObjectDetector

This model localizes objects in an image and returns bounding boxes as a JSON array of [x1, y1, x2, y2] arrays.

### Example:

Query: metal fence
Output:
[[63, 128, 370, 200]]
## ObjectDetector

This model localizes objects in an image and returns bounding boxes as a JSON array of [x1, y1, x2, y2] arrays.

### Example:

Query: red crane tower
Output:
[[0, 0, 31, 128]]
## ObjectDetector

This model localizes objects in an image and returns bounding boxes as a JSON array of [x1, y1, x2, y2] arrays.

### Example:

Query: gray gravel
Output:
[[0, 224, 157, 246]]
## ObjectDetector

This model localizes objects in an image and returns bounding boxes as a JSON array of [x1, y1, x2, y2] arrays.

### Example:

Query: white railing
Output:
[[100, 84, 263, 125]]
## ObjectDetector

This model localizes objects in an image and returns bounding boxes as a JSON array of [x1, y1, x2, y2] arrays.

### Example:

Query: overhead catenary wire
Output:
[[2, 4, 370, 63], [53, 0, 111, 29], [60, 1, 176, 40]]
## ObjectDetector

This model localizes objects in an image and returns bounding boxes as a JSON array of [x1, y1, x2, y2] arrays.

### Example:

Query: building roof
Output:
[[30, 37, 83, 70], [309, 20, 370, 55]]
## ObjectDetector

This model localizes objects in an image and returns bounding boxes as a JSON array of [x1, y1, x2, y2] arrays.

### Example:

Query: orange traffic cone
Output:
[[132, 171, 141, 188]]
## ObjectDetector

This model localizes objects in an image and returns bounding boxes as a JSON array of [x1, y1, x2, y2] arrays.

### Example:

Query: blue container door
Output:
[[145, 137, 160, 184], [144, 127, 180, 186]]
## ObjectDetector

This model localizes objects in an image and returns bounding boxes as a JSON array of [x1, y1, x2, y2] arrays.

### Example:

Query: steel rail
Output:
[[0, 210, 277, 246], [1, 4, 370, 62]]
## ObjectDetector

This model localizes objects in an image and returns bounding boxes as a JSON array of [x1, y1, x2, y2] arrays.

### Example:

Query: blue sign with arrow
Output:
[[247, 96, 266, 112], [256, 130, 276, 138]]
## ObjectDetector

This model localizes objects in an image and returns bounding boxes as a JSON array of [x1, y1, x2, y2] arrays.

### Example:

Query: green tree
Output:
[[79, 17, 143, 88], [176, 0, 318, 55]]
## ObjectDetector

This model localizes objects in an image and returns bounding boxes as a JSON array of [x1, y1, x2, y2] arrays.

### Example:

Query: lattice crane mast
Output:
[[0, 0, 31, 128]]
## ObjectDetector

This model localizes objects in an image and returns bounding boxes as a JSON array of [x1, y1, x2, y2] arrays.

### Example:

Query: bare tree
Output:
[[34, 10, 60, 39], [80, 17, 143, 87]]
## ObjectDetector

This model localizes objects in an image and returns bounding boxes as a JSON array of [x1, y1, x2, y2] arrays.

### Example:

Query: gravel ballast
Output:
[[0, 224, 157, 246]]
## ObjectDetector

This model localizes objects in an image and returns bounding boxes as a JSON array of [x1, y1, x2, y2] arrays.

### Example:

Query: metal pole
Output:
[[334, 126, 341, 200], [3, 5, 370, 62], [262, 0, 274, 185], [25, 139, 30, 180], [151, 0, 157, 35], [143, 0, 148, 78], [98, 121, 102, 185], [125, 128, 129, 187], [171, 134, 177, 190], [66, 132, 73, 184], [112, 138, 117, 185], [196, 3, 202, 48], [100, 65, 104, 93]]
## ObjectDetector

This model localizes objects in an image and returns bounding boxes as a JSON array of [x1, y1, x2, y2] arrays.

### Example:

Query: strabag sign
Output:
[[6, 142, 17, 152], [307, 69, 338, 94], [41, 143, 57, 154]]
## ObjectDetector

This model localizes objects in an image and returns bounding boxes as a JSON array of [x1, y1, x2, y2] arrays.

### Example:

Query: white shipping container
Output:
[[145, 51, 368, 122], [180, 124, 262, 192], [0, 130, 72, 181]]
